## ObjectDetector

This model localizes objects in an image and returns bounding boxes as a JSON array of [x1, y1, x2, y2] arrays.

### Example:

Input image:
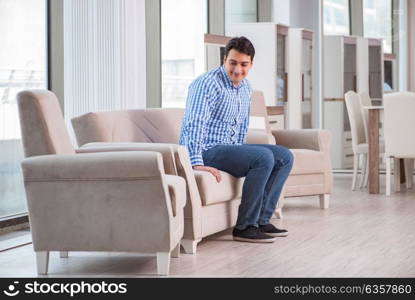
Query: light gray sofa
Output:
[[71, 94, 332, 253]]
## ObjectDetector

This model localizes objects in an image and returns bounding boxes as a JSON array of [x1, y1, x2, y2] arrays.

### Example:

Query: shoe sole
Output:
[[233, 236, 276, 243], [262, 232, 289, 237]]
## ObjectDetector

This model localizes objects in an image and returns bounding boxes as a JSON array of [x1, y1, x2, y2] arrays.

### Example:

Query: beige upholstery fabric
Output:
[[194, 170, 244, 206], [71, 90, 333, 251], [72, 109, 184, 146], [290, 149, 326, 175], [17, 90, 75, 157], [17, 90, 185, 275]]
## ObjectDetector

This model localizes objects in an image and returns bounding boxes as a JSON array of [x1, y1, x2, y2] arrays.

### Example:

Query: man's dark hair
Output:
[[224, 36, 255, 62]]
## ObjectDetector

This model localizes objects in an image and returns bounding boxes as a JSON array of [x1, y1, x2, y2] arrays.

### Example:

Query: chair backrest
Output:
[[383, 92, 415, 157], [344, 91, 366, 151], [17, 90, 75, 157], [71, 108, 185, 147], [358, 91, 372, 141], [250, 90, 272, 133]]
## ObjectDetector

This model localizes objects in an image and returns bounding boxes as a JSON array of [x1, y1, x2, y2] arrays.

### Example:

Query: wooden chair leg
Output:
[[359, 154, 367, 188], [386, 157, 391, 196], [404, 158, 414, 189], [352, 154, 359, 190], [394, 158, 401, 192]]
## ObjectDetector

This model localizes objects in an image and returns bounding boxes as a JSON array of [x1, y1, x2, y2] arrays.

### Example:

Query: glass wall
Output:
[[161, 0, 207, 108], [363, 0, 393, 53], [0, 0, 48, 219], [224, 0, 257, 36], [323, 0, 350, 35]]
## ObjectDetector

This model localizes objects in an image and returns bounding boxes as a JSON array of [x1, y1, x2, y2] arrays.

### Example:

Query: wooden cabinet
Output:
[[368, 39, 384, 100]]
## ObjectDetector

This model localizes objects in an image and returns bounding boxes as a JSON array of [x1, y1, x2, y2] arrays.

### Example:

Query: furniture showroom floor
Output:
[[1, 174, 414, 278]]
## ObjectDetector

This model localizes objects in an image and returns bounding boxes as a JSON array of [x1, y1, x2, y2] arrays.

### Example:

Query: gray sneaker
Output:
[[232, 225, 276, 243]]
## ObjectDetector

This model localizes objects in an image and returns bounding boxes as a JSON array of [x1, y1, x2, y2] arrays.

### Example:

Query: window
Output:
[[363, 0, 393, 53], [224, 0, 257, 36], [161, 0, 207, 108], [323, 0, 350, 35], [0, 0, 48, 219]]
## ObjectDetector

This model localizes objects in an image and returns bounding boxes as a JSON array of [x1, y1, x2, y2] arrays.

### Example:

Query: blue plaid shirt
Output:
[[179, 65, 252, 166]]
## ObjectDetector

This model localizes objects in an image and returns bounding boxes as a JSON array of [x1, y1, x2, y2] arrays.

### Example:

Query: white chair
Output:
[[345, 91, 370, 190], [384, 92, 415, 196]]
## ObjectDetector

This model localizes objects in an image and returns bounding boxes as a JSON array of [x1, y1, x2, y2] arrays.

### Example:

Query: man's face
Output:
[[223, 49, 253, 86]]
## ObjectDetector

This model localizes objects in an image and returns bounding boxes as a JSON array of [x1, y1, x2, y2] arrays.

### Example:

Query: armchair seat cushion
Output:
[[290, 149, 326, 175], [194, 170, 244, 206]]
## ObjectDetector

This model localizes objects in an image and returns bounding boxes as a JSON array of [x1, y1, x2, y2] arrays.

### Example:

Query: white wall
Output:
[[272, 0, 290, 25]]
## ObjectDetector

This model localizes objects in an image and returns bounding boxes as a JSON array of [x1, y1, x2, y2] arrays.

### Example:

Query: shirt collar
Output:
[[220, 65, 246, 89]]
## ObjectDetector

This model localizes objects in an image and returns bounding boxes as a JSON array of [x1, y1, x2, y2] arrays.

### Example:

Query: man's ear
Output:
[[223, 55, 227, 65]]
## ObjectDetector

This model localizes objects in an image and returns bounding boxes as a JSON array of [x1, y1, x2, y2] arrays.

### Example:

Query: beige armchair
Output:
[[17, 90, 185, 276], [250, 91, 332, 209], [71, 91, 332, 253]]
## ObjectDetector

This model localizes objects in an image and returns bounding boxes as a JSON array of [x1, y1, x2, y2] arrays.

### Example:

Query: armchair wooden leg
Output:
[[319, 194, 330, 209], [274, 208, 283, 219], [180, 239, 200, 254], [171, 243, 180, 258], [156, 252, 170, 276], [273, 191, 284, 219], [60, 251, 68, 258], [36, 251, 49, 275]]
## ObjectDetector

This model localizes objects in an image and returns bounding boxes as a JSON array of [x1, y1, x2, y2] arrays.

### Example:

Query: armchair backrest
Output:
[[17, 90, 75, 157], [72, 108, 184, 147]]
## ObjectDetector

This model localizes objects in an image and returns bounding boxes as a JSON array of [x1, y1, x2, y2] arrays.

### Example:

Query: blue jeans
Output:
[[202, 144, 294, 230]]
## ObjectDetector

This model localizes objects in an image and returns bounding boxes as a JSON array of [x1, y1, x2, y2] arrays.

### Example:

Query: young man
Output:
[[179, 37, 294, 243]]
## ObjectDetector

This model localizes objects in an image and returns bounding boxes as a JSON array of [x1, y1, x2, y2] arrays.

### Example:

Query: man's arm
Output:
[[182, 78, 216, 166]]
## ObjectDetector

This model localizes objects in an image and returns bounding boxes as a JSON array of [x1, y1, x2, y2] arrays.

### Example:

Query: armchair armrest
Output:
[[246, 129, 276, 145], [271, 129, 331, 153], [76, 142, 178, 175], [22, 151, 165, 180]]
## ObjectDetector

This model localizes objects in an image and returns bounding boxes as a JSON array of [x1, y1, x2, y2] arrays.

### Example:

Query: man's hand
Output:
[[192, 165, 222, 183]]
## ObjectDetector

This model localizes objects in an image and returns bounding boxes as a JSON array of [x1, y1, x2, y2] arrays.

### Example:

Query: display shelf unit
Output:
[[228, 23, 315, 129], [323, 35, 383, 169]]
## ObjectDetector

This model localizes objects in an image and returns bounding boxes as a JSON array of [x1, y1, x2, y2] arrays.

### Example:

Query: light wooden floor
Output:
[[1, 174, 415, 277]]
